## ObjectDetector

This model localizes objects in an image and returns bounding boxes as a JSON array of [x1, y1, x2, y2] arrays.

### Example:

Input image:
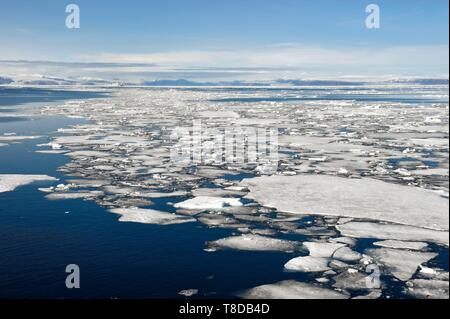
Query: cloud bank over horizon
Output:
[[1, 43, 448, 82]]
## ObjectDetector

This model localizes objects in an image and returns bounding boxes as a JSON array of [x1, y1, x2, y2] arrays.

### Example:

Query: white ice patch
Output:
[[336, 222, 449, 247], [208, 234, 300, 252], [332, 247, 362, 262], [109, 208, 195, 225], [366, 248, 437, 281], [242, 175, 449, 231], [174, 196, 243, 210], [0, 135, 41, 142], [284, 256, 331, 273], [303, 242, 346, 258], [373, 240, 428, 250], [0, 174, 58, 193], [405, 279, 449, 299], [240, 280, 349, 299]]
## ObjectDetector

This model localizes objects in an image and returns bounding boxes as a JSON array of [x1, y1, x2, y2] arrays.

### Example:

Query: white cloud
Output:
[[1, 44, 448, 81], [76, 44, 449, 72]]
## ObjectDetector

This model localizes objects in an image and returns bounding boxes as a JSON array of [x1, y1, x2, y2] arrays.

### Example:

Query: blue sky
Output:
[[0, 0, 448, 81]]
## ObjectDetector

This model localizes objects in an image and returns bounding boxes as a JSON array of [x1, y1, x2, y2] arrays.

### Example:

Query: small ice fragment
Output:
[[178, 289, 199, 297]]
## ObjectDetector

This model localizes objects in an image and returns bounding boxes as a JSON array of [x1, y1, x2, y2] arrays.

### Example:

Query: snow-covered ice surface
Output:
[[208, 234, 301, 252], [241, 175, 449, 231], [109, 208, 196, 225], [240, 280, 349, 299], [0, 174, 58, 193], [3, 84, 448, 298]]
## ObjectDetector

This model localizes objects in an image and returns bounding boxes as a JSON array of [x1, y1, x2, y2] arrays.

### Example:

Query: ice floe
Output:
[[240, 280, 349, 299], [303, 242, 346, 258], [366, 248, 437, 281], [241, 175, 449, 231], [284, 256, 331, 272], [0, 174, 58, 193], [109, 208, 195, 225], [337, 222, 449, 246], [174, 196, 243, 210], [208, 234, 301, 252], [332, 247, 362, 262], [404, 279, 449, 299], [373, 240, 428, 250]]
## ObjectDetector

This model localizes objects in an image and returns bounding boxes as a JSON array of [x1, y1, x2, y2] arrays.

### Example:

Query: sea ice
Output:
[[208, 234, 300, 252], [0, 135, 41, 142], [178, 289, 199, 297], [174, 196, 243, 210], [332, 247, 362, 262], [303, 242, 346, 258], [404, 279, 449, 299], [332, 270, 372, 291], [366, 248, 438, 281], [0, 174, 58, 193], [241, 175, 449, 231], [336, 222, 449, 246], [109, 208, 195, 225], [240, 280, 349, 299], [284, 256, 331, 272], [373, 240, 428, 250]]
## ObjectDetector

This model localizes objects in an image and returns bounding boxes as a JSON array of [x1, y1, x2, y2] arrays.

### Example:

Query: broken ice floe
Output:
[[174, 196, 243, 210], [21, 85, 448, 299], [0, 174, 58, 193], [284, 256, 331, 273], [404, 279, 449, 299], [336, 222, 449, 247], [240, 280, 349, 299], [241, 175, 449, 231], [178, 289, 199, 297], [373, 240, 428, 251], [109, 208, 195, 225], [366, 248, 437, 281], [207, 234, 301, 252]]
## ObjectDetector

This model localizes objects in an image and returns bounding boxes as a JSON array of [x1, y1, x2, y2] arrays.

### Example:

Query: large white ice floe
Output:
[[336, 222, 449, 246], [208, 234, 300, 252], [366, 248, 437, 281], [0, 174, 58, 193], [241, 175, 449, 231], [404, 279, 449, 299], [174, 196, 243, 210], [303, 242, 346, 258], [284, 256, 331, 272], [240, 280, 349, 299], [0, 135, 41, 142], [109, 208, 196, 225], [373, 240, 428, 251], [332, 247, 362, 262]]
